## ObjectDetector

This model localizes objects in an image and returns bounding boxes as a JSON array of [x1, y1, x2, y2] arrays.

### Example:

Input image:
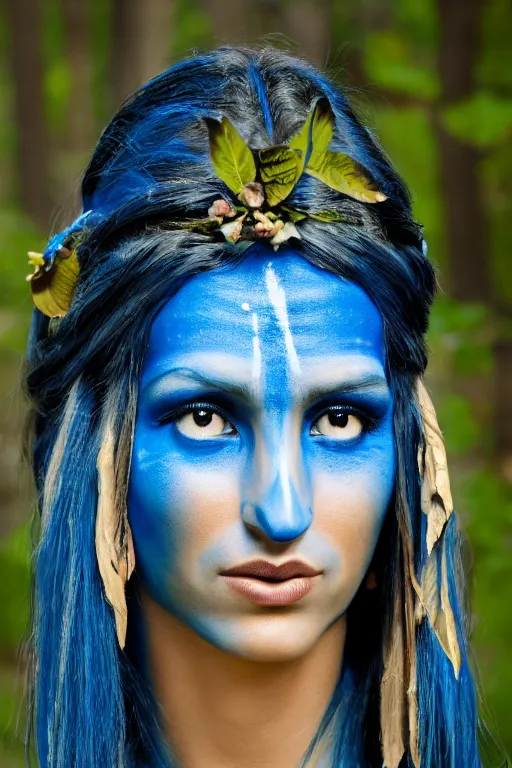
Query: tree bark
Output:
[[5, 0, 52, 228], [435, 0, 512, 472], [110, 0, 174, 108], [202, 0, 252, 44], [435, 0, 489, 302], [62, 0, 94, 155], [282, 0, 331, 68]]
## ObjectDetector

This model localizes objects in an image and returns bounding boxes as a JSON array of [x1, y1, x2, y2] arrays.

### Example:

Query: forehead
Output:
[[142, 251, 385, 378]]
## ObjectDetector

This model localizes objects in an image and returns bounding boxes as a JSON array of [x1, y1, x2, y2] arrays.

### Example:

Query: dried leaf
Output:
[[206, 117, 256, 194], [96, 419, 135, 649], [307, 150, 387, 204], [30, 249, 79, 318], [440, 538, 462, 677], [381, 586, 406, 768], [416, 540, 461, 679], [258, 146, 302, 206], [417, 379, 454, 554]]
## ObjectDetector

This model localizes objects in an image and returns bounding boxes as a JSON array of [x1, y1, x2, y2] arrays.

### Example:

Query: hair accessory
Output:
[[26, 99, 388, 318], [182, 97, 387, 247], [96, 412, 135, 649], [414, 378, 461, 678], [26, 210, 95, 319]]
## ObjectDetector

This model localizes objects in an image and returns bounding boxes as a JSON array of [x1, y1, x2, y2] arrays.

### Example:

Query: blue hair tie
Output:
[[41, 209, 98, 268]]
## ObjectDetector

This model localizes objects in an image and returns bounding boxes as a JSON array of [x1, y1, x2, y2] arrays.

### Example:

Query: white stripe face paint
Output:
[[264, 262, 302, 379]]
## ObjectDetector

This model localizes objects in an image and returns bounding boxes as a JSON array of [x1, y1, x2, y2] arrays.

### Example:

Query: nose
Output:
[[241, 426, 313, 543]]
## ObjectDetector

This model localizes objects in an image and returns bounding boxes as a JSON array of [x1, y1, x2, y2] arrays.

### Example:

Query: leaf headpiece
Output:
[[26, 99, 388, 318]]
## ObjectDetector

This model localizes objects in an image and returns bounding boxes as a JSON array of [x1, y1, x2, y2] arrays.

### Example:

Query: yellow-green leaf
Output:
[[308, 209, 360, 223], [30, 250, 79, 318], [306, 98, 335, 174], [280, 206, 308, 223], [206, 117, 256, 194], [307, 151, 387, 204], [258, 146, 302, 206], [288, 97, 324, 175]]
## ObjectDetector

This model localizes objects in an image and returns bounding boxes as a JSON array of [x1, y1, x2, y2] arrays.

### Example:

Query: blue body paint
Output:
[[128, 249, 395, 659]]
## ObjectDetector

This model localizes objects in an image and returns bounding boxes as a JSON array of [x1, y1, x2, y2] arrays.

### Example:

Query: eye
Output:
[[310, 408, 364, 440], [174, 407, 236, 439]]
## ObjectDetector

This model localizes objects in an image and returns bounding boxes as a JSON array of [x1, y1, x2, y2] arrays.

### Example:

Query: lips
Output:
[[220, 559, 322, 606]]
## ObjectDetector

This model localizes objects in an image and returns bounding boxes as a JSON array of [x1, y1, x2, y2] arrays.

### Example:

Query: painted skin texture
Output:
[[128, 249, 396, 662]]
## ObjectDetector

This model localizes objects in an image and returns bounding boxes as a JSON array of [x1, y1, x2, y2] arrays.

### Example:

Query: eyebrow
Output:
[[303, 373, 390, 403], [143, 367, 254, 402], [142, 367, 390, 405]]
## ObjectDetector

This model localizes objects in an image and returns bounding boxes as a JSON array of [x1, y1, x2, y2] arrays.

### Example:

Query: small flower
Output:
[[254, 211, 284, 239], [208, 199, 236, 218], [26, 252, 46, 282], [220, 214, 247, 243], [238, 182, 265, 209], [270, 221, 302, 249]]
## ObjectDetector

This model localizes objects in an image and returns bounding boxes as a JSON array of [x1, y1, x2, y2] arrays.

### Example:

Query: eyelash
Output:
[[157, 401, 380, 437]]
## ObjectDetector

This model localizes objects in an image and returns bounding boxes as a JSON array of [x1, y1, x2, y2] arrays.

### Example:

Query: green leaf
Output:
[[307, 151, 387, 204], [171, 217, 221, 235], [441, 91, 512, 148], [280, 206, 308, 223], [289, 97, 324, 175], [308, 209, 361, 224], [258, 146, 302, 206], [205, 117, 256, 194], [30, 250, 79, 318], [306, 98, 335, 174]]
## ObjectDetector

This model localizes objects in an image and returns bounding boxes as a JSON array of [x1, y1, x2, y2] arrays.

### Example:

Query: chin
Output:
[[199, 611, 331, 662]]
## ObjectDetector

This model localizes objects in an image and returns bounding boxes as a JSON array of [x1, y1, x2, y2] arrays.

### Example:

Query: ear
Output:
[[96, 417, 135, 649]]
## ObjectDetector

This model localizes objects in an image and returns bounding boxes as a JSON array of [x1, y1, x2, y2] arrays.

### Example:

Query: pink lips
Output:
[[220, 559, 322, 606]]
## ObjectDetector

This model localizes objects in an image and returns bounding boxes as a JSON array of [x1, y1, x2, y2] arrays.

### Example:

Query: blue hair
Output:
[[24, 46, 489, 767]]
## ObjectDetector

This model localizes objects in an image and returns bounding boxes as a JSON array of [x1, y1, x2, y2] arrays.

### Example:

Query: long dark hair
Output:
[[24, 46, 482, 767]]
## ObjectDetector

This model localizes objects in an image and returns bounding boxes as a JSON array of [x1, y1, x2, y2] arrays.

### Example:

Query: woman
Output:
[[24, 46, 484, 767]]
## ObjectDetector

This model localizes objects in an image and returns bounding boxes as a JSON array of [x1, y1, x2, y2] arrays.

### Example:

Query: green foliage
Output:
[[206, 116, 256, 194], [428, 296, 493, 376], [0, 526, 31, 656], [171, 0, 212, 55], [364, 30, 439, 99], [442, 92, 512, 149]]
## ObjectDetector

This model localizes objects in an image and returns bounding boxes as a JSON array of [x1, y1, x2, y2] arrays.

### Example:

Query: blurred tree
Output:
[[62, 0, 94, 156], [110, 0, 174, 107], [436, 0, 489, 302], [5, 0, 52, 228], [202, 0, 252, 43], [282, 0, 331, 67]]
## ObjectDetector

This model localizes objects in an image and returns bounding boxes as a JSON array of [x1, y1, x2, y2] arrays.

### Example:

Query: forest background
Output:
[[0, 0, 511, 765]]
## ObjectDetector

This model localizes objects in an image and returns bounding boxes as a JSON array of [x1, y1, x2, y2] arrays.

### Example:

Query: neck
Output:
[[140, 592, 346, 768]]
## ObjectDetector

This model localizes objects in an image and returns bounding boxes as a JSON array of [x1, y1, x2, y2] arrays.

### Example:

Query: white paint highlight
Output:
[[251, 312, 261, 395], [264, 264, 301, 377]]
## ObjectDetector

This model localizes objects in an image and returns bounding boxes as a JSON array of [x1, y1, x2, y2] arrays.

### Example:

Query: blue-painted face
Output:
[[128, 250, 395, 661]]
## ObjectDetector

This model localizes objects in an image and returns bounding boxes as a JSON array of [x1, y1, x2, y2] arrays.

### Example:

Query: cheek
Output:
[[312, 445, 395, 591], [128, 435, 241, 601]]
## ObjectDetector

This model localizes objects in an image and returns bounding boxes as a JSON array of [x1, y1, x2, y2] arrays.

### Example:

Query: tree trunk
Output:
[[110, 0, 174, 108], [5, 0, 52, 228], [62, 0, 94, 155], [202, 0, 252, 44], [434, 0, 512, 472], [282, 0, 331, 67], [435, 0, 489, 302]]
